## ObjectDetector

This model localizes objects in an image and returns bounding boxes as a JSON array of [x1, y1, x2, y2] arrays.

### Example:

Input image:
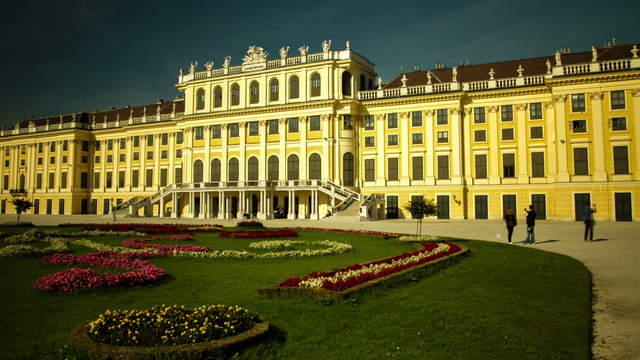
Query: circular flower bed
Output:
[[219, 229, 298, 239]]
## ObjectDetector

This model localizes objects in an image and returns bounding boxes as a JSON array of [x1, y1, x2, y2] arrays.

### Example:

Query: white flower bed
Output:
[[179, 240, 353, 259], [248, 240, 296, 250], [397, 235, 440, 242], [0, 237, 71, 257], [298, 243, 451, 288]]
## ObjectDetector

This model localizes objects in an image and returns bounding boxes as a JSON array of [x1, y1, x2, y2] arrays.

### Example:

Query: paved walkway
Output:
[[3, 215, 638, 360]]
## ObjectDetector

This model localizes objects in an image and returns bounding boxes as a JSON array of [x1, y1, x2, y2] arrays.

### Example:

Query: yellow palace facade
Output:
[[1, 41, 639, 221]]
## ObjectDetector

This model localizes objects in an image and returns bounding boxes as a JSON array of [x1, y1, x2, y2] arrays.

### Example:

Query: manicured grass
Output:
[[0, 226, 591, 359]]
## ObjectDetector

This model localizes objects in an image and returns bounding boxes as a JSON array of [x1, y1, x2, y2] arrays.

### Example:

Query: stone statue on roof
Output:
[[204, 61, 214, 71], [489, 68, 495, 80], [299, 45, 309, 56], [243, 46, 268, 64], [591, 46, 597, 62], [517, 64, 524, 77], [555, 51, 562, 66], [223, 56, 231, 68], [401, 74, 408, 87], [279, 46, 289, 59], [427, 71, 432, 84], [546, 59, 552, 74], [452, 67, 458, 82], [322, 39, 332, 52], [377, 77, 383, 90], [346, 41, 350, 50], [188, 61, 198, 74], [632, 45, 639, 58]]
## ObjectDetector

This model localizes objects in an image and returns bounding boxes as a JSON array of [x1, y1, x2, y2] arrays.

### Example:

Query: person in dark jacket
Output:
[[503, 208, 517, 244], [524, 205, 536, 244], [583, 203, 596, 241]]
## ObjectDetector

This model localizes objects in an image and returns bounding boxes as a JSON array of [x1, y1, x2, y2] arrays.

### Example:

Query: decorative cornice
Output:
[[449, 108, 461, 115], [424, 109, 435, 116], [179, 100, 339, 122], [544, 101, 554, 109], [630, 88, 640, 97], [487, 106, 499, 113], [553, 95, 567, 103], [589, 92, 604, 100], [515, 103, 527, 111], [362, 92, 463, 108], [546, 70, 640, 87]]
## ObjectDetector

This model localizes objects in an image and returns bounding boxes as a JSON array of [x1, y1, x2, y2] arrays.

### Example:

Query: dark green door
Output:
[[474, 195, 488, 219], [531, 194, 546, 219], [502, 194, 516, 216], [615, 193, 632, 221], [386, 196, 398, 219], [437, 195, 450, 219], [574, 193, 591, 221]]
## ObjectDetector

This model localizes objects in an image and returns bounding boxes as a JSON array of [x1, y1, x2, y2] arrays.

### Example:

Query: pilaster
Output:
[[125, 137, 132, 190], [239, 122, 246, 182], [488, 106, 500, 183], [221, 125, 228, 182], [278, 118, 286, 181], [259, 120, 267, 181], [168, 133, 175, 184], [516, 103, 529, 183], [589, 92, 607, 181], [462, 108, 473, 184], [300, 116, 308, 180], [204, 126, 211, 182], [400, 111, 410, 185], [450, 108, 463, 184], [321, 115, 331, 181], [544, 102, 557, 182], [375, 114, 386, 186], [553, 95, 570, 182], [153, 134, 160, 189], [424, 110, 435, 185], [633, 89, 640, 180]]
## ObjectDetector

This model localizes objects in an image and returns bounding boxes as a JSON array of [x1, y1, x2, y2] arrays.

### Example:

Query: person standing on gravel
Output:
[[524, 205, 536, 244], [503, 209, 517, 244], [583, 203, 596, 241]]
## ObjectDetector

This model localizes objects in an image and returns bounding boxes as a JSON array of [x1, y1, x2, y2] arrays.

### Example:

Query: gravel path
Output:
[[3, 214, 638, 359]]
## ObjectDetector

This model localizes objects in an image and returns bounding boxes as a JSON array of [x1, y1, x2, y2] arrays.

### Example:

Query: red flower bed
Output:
[[34, 251, 166, 292], [277, 242, 462, 291], [219, 229, 298, 239], [122, 235, 210, 253], [81, 224, 190, 235], [286, 227, 395, 239]]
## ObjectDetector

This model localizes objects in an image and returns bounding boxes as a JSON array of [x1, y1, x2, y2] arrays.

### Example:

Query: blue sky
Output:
[[1, 0, 639, 127]]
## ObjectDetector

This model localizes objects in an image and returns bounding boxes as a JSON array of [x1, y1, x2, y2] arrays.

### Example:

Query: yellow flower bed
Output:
[[88, 304, 260, 346]]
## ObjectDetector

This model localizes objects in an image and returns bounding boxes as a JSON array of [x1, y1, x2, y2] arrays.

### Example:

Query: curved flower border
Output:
[[219, 229, 298, 239]]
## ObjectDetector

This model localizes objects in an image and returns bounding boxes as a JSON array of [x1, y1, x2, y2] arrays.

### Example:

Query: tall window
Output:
[[613, 146, 629, 174], [60, 172, 67, 188], [343, 152, 354, 186], [364, 115, 374, 130], [571, 94, 586, 112], [288, 118, 299, 133], [411, 111, 422, 127], [268, 156, 279, 180], [228, 158, 239, 182], [229, 123, 239, 137], [610, 90, 625, 110], [145, 169, 153, 187], [193, 160, 203, 183], [93, 172, 100, 188], [160, 169, 167, 187], [573, 148, 589, 175], [341, 71, 352, 96], [231, 83, 240, 106], [309, 115, 321, 131], [196, 88, 205, 110], [249, 81, 259, 104], [289, 75, 299, 99], [194, 126, 204, 140], [211, 159, 221, 181], [530, 102, 542, 119], [501, 105, 513, 122], [268, 120, 279, 134], [175, 132, 183, 144], [364, 159, 375, 182], [436, 109, 448, 125], [161, 133, 168, 145], [359, 74, 366, 91], [531, 152, 545, 177], [247, 157, 259, 181], [388, 157, 398, 181], [269, 78, 279, 101], [387, 113, 398, 128], [475, 154, 487, 179], [343, 115, 353, 130], [131, 170, 138, 188], [437, 155, 449, 179], [175, 168, 183, 184], [147, 135, 153, 146], [310, 73, 321, 96], [287, 154, 299, 180], [474, 107, 485, 123], [309, 154, 321, 180], [248, 121, 259, 136], [118, 171, 125, 188], [211, 126, 221, 139], [503, 153, 515, 178], [412, 156, 423, 180], [214, 86, 222, 108]]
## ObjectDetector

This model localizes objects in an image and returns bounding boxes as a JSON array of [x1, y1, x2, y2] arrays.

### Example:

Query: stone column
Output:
[[554, 95, 570, 182], [100, 140, 107, 192], [589, 92, 607, 181], [516, 103, 529, 183], [400, 112, 410, 185], [239, 123, 246, 184], [463, 108, 473, 184], [333, 115, 341, 185], [185, 128, 193, 183], [140, 137, 146, 190], [218, 192, 225, 220], [259, 120, 267, 181], [300, 116, 308, 180], [55, 141, 62, 191], [321, 115, 331, 181], [168, 133, 175, 184], [488, 106, 500, 183], [221, 125, 228, 182], [450, 108, 463, 184], [204, 126, 211, 182], [544, 102, 557, 183], [424, 110, 435, 185], [125, 137, 132, 190], [375, 114, 386, 186], [171, 192, 177, 218], [199, 191, 205, 219], [153, 134, 160, 189], [279, 118, 286, 183]]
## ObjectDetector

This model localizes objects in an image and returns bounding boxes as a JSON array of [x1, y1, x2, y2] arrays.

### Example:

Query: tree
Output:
[[11, 198, 33, 224], [403, 198, 438, 236]]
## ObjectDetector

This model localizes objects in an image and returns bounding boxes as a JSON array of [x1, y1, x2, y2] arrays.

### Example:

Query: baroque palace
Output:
[[1, 40, 639, 221]]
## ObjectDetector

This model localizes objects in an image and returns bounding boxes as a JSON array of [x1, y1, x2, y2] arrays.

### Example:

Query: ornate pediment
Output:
[[242, 45, 268, 65]]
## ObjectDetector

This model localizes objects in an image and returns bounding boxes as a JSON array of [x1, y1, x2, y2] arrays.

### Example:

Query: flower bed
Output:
[[34, 251, 166, 292], [82, 224, 190, 235], [219, 229, 298, 239], [1, 230, 73, 257], [286, 227, 396, 239], [398, 235, 440, 242], [121, 235, 211, 253], [179, 240, 353, 259], [71, 305, 268, 359], [261, 242, 467, 298]]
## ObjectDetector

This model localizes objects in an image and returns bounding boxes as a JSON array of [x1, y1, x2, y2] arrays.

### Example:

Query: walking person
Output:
[[583, 203, 596, 241], [524, 205, 536, 244], [503, 209, 517, 244]]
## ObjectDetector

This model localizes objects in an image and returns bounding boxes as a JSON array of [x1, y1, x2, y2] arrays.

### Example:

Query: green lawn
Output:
[[0, 226, 591, 360]]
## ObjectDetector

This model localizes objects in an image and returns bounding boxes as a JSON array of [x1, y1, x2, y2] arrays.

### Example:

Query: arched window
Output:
[[289, 75, 299, 99], [228, 158, 239, 182], [196, 88, 205, 110], [230, 83, 240, 106], [267, 155, 279, 181], [308, 154, 321, 180], [19, 174, 25, 189], [342, 71, 352, 96], [359, 74, 366, 91], [310, 73, 321, 97], [287, 154, 299, 180], [249, 81, 259, 104], [213, 86, 222, 108], [368, 78, 374, 90], [211, 159, 221, 181], [193, 160, 203, 183], [269, 78, 279, 101], [343, 152, 354, 186], [247, 157, 259, 181]]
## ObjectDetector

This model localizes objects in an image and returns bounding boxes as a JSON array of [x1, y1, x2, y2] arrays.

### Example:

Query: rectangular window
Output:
[[95, 141, 101, 151], [133, 136, 140, 147], [611, 117, 627, 131], [82, 141, 89, 151], [412, 156, 423, 180], [175, 168, 183, 184], [132, 170, 139, 188], [119, 138, 126, 150], [501, 105, 513, 122], [475, 154, 487, 179], [412, 133, 423, 145], [364, 115, 374, 130], [530, 126, 543, 139], [145, 169, 153, 187], [93, 172, 100, 188], [502, 153, 515, 178], [268, 120, 278, 134], [387, 113, 398, 129], [118, 171, 125, 188], [309, 115, 321, 131], [437, 155, 449, 179], [194, 126, 204, 140], [501, 128, 515, 141], [229, 123, 239, 137], [436, 109, 448, 125], [342, 115, 353, 130], [411, 111, 422, 127], [573, 148, 589, 175], [50, 142, 56, 152], [288, 117, 299, 133], [3, 175, 8, 190], [474, 107, 485, 124], [106, 172, 113, 188], [133, 152, 139, 161], [176, 131, 184, 143], [82, 156, 88, 163], [364, 159, 375, 182], [387, 134, 398, 146], [176, 149, 182, 158], [58, 199, 64, 215], [38, 143, 43, 153], [60, 172, 67, 188], [161, 133, 168, 145], [48, 173, 55, 188], [107, 140, 113, 150], [63, 140, 68, 151], [571, 94, 586, 112], [62, 155, 67, 163], [531, 152, 545, 177], [610, 90, 625, 110], [572, 120, 587, 133], [529, 102, 542, 120], [211, 126, 220, 139], [36, 174, 43, 189], [613, 146, 629, 174], [38, 157, 43, 165], [365, 136, 375, 148], [147, 151, 153, 160], [160, 168, 168, 186], [119, 154, 125, 162], [147, 135, 153, 147], [388, 157, 399, 181], [437, 131, 449, 143], [161, 150, 168, 159], [80, 172, 88, 188], [474, 130, 486, 142], [248, 121, 259, 136]]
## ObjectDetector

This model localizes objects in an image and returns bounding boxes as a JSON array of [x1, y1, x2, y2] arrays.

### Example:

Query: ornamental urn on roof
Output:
[[242, 46, 268, 64]]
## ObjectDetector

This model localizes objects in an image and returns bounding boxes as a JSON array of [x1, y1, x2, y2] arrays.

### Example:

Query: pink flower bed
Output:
[[277, 242, 462, 291], [122, 235, 210, 253], [219, 229, 298, 239], [286, 227, 395, 239], [77, 224, 221, 234], [34, 251, 166, 292]]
